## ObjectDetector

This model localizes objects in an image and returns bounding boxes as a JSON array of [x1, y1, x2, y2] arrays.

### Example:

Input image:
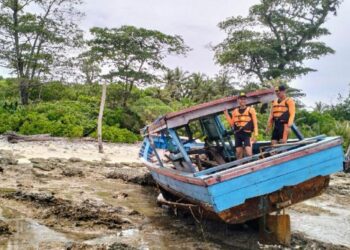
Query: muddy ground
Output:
[[0, 139, 349, 250]]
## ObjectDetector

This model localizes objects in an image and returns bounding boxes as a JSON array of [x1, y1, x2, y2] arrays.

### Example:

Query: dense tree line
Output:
[[0, 77, 349, 148], [0, 0, 348, 149]]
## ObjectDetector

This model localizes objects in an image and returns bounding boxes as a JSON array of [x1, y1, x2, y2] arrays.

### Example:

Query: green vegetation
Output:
[[0, 78, 349, 148], [0, 0, 83, 105], [0, 0, 348, 149], [0, 80, 144, 143]]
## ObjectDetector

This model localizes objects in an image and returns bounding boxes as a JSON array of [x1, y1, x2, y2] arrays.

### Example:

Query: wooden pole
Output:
[[346, 145, 350, 159], [98, 83, 107, 153]]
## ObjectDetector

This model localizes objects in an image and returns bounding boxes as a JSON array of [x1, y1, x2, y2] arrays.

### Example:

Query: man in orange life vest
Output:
[[224, 92, 258, 159], [266, 85, 296, 145]]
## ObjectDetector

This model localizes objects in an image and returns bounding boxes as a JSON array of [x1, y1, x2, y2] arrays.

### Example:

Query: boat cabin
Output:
[[140, 89, 313, 174]]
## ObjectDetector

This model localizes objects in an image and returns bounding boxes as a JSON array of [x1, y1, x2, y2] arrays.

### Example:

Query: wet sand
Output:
[[0, 138, 349, 249], [0, 136, 141, 163]]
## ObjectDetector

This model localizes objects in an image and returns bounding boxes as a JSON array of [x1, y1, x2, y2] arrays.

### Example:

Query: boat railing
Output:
[[193, 135, 329, 177]]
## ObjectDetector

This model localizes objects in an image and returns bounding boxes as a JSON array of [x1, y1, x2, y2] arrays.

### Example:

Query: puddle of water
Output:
[[290, 199, 350, 247], [2, 176, 348, 249], [84, 229, 141, 246], [0, 219, 72, 250], [0, 181, 230, 250], [90, 180, 236, 249], [0, 205, 72, 250], [92, 179, 159, 217]]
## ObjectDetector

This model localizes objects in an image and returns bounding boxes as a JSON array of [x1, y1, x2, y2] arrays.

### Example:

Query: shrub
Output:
[[64, 125, 84, 138], [29, 82, 77, 102], [19, 113, 57, 135], [90, 126, 140, 143], [329, 121, 350, 150], [130, 96, 173, 124]]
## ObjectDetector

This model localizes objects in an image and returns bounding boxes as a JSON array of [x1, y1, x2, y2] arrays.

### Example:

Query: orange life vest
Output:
[[232, 107, 254, 132], [272, 98, 291, 123]]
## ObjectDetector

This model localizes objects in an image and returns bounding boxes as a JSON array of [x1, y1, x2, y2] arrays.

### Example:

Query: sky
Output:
[[1, 0, 349, 107]]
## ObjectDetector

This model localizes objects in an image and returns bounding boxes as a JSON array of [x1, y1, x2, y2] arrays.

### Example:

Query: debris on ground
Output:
[[0, 220, 11, 235], [108, 242, 138, 250], [105, 167, 154, 186], [62, 167, 84, 177], [2, 191, 133, 229]]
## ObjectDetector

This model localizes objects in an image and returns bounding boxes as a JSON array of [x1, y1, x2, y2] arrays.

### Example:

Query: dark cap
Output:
[[276, 85, 287, 91], [238, 92, 247, 98]]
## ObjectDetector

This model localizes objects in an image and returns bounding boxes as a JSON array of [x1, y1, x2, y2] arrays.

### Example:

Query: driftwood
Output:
[[4, 132, 63, 143], [3, 132, 96, 144]]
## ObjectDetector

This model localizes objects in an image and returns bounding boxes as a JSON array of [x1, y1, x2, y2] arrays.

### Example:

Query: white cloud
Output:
[[80, 0, 257, 75], [76, 0, 350, 106], [1, 0, 349, 106]]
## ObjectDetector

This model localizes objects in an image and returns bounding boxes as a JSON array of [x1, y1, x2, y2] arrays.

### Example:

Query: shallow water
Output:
[[1, 177, 349, 249], [0, 181, 245, 250], [8, 220, 69, 249]]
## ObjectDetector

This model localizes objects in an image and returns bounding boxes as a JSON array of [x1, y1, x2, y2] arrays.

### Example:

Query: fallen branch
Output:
[[3, 132, 97, 144]]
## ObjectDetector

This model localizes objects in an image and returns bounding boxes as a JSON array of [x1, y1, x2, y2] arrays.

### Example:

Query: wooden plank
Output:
[[204, 137, 342, 185], [147, 137, 164, 168], [156, 176, 329, 224], [140, 137, 342, 187], [166, 89, 274, 120], [140, 139, 151, 161], [212, 157, 342, 212], [144, 88, 275, 135], [193, 140, 314, 177], [141, 159, 207, 186], [166, 94, 274, 129], [217, 176, 329, 224], [168, 129, 196, 173], [195, 135, 327, 177], [152, 171, 212, 203], [157, 182, 215, 210], [208, 145, 343, 197]]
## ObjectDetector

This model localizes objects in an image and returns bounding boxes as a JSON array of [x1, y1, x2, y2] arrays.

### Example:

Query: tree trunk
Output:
[[122, 81, 135, 107], [12, 0, 28, 105], [20, 80, 29, 105], [97, 83, 107, 153], [122, 82, 129, 107]]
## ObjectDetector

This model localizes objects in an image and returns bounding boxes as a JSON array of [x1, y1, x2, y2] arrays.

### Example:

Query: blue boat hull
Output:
[[144, 137, 344, 223], [209, 144, 343, 212], [155, 175, 330, 224]]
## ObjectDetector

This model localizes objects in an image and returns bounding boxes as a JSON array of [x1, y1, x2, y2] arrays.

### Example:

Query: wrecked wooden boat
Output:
[[139, 89, 347, 224]]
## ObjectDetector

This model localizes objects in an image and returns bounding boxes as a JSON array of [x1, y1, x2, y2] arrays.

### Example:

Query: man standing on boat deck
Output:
[[266, 85, 296, 145], [224, 92, 258, 159]]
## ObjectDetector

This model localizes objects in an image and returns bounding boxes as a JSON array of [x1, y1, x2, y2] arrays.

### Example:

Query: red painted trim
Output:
[[141, 139, 342, 187], [203, 139, 342, 186], [166, 89, 274, 119], [142, 161, 207, 186], [146, 88, 274, 134]]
